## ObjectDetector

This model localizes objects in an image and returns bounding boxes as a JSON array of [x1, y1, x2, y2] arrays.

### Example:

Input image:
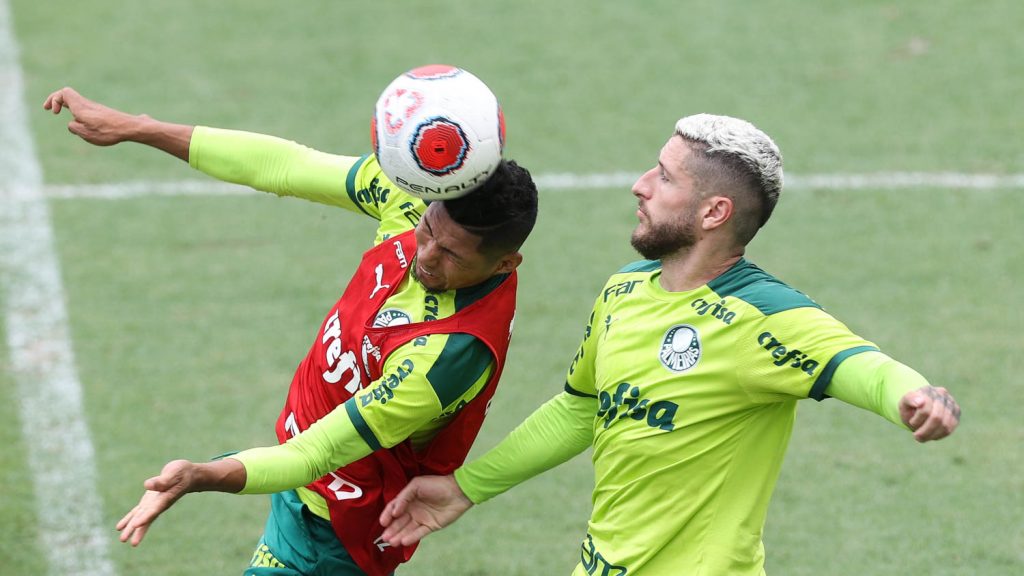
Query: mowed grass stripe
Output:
[[0, 1, 115, 574]]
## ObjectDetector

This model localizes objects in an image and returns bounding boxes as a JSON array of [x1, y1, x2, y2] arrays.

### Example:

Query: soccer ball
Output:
[[372, 65, 505, 200]]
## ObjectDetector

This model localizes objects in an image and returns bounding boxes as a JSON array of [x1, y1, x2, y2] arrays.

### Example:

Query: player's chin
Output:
[[413, 265, 446, 293]]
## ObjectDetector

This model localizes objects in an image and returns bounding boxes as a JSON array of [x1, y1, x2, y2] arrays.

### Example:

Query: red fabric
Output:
[[273, 230, 516, 576]]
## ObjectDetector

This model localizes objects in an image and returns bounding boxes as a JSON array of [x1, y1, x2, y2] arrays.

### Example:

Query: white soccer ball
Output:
[[372, 65, 505, 200]]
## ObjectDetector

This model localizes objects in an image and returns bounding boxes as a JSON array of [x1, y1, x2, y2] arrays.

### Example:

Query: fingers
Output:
[[116, 502, 153, 547], [115, 505, 139, 531], [380, 511, 413, 543], [380, 491, 409, 526], [43, 87, 79, 114], [907, 386, 961, 442], [396, 524, 436, 547]]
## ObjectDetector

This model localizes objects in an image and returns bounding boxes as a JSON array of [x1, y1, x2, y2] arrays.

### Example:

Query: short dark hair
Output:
[[442, 159, 538, 258]]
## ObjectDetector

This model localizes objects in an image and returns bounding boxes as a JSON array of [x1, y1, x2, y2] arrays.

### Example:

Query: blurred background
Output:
[[2, 1, 1021, 574]]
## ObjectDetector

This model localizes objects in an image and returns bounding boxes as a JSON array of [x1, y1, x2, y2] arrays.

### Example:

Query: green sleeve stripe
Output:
[[617, 259, 661, 274], [344, 398, 382, 451], [564, 382, 598, 399], [344, 153, 373, 217], [809, 345, 880, 401], [426, 334, 494, 408]]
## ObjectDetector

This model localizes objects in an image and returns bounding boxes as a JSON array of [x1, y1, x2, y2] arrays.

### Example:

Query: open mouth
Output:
[[417, 262, 437, 279]]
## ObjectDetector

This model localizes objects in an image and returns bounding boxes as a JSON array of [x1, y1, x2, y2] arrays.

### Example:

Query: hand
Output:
[[43, 87, 143, 146], [379, 475, 474, 547], [899, 386, 961, 442], [116, 459, 197, 546]]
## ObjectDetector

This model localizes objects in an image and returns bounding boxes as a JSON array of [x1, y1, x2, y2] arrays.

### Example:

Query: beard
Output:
[[630, 212, 698, 260], [409, 255, 444, 294]]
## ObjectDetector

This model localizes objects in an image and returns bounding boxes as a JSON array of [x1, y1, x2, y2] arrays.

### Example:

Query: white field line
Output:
[[0, 1, 116, 575], [40, 170, 1024, 201]]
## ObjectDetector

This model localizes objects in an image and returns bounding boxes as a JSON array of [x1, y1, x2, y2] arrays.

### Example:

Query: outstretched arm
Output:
[[43, 87, 193, 160], [116, 458, 245, 547], [380, 390, 595, 546], [827, 351, 961, 442]]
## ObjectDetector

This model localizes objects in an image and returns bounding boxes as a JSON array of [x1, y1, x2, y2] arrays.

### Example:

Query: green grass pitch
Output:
[[2, 1, 1022, 574]]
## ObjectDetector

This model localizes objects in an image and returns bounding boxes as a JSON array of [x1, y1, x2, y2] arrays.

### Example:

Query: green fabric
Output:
[[232, 400, 374, 495], [826, 351, 928, 428], [808, 345, 879, 400], [244, 490, 371, 576], [708, 258, 821, 315], [188, 126, 429, 246], [455, 391, 594, 504], [425, 333, 493, 408], [462, 261, 885, 575]]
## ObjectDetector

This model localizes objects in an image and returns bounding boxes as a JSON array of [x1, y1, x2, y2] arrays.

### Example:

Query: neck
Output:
[[657, 243, 744, 292]]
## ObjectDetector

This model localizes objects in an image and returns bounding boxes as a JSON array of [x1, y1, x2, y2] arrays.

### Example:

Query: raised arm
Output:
[[44, 87, 193, 160]]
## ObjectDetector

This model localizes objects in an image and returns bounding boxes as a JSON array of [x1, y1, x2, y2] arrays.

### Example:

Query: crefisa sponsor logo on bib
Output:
[[659, 324, 701, 372]]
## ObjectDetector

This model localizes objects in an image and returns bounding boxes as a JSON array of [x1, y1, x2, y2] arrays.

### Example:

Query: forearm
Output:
[[188, 126, 360, 208], [826, 351, 928, 428], [230, 401, 374, 494], [128, 116, 194, 161], [188, 458, 246, 494], [455, 391, 594, 504]]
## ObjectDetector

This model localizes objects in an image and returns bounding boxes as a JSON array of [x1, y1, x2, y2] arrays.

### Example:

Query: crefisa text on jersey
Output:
[[690, 297, 735, 325], [757, 331, 820, 375]]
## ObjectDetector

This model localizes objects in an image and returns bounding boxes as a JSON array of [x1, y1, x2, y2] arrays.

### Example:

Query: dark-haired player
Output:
[[44, 87, 538, 576]]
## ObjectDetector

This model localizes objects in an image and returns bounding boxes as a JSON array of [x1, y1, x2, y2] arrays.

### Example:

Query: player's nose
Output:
[[632, 168, 655, 198]]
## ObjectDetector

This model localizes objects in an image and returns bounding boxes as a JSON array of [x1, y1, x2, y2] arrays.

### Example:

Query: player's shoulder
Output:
[[347, 154, 425, 204], [590, 259, 661, 299], [606, 259, 661, 284], [708, 258, 821, 317]]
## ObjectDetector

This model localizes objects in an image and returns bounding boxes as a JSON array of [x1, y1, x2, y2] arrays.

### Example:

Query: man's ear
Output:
[[494, 251, 523, 275], [701, 195, 734, 231]]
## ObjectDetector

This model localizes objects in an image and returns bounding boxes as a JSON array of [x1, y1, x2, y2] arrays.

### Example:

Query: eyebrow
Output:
[[423, 211, 466, 262]]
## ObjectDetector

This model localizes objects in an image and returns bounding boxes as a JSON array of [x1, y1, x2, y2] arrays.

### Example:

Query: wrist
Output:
[[192, 459, 247, 494]]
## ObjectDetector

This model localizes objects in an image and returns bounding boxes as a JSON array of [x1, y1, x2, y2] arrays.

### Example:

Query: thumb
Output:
[[144, 473, 176, 492], [67, 120, 88, 138]]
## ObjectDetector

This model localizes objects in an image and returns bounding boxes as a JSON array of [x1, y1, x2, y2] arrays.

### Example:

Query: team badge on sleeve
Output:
[[659, 325, 701, 372]]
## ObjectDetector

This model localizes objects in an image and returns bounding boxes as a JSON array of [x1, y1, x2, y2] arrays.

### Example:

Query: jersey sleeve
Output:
[[348, 333, 495, 450], [188, 127, 427, 244], [231, 332, 494, 493], [564, 292, 605, 398], [737, 306, 879, 403], [455, 391, 595, 504], [826, 351, 929, 427], [231, 397, 375, 494]]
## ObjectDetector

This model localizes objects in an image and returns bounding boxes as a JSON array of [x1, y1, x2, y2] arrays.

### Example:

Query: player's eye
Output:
[[445, 250, 469, 268]]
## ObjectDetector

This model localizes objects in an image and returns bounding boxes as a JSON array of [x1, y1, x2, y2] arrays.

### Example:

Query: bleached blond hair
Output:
[[675, 114, 784, 243]]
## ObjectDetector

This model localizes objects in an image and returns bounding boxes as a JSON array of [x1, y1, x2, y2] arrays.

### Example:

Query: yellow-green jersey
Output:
[[457, 257, 923, 576], [561, 258, 877, 575], [188, 127, 497, 519]]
